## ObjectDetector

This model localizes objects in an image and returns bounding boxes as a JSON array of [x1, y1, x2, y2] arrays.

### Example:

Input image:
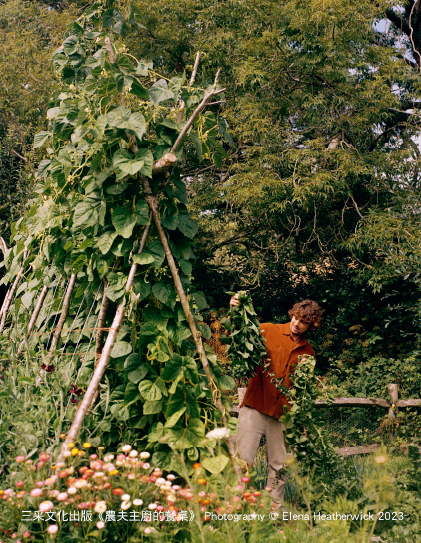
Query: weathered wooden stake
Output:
[[90, 281, 110, 407], [16, 285, 49, 358], [48, 274, 76, 358], [388, 383, 398, 442], [0, 252, 28, 333]]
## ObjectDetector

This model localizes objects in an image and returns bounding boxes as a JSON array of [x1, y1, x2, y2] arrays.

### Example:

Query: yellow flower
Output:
[[71, 448, 79, 456], [109, 470, 119, 476], [83, 443, 91, 449], [67, 443, 75, 449]]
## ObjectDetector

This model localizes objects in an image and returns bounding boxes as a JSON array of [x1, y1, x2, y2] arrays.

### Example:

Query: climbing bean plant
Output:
[[0, 0, 236, 475]]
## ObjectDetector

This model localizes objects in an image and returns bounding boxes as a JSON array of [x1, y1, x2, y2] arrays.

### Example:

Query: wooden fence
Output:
[[231, 384, 421, 456]]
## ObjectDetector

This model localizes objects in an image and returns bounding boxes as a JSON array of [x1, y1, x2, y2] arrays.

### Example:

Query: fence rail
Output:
[[231, 384, 421, 456]]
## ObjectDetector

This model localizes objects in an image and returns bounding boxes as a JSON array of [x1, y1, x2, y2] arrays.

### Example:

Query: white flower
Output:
[[68, 487, 77, 495], [122, 445, 132, 453], [133, 499, 143, 506], [94, 501, 107, 513], [129, 450, 138, 458], [75, 479, 87, 489], [155, 478, 166, 486], [206, 427, 230, 440], [103, 454, 114, 462], [121, 494, 130, 501], [140, 452, 150, 459], [121, 500, 131, 510]]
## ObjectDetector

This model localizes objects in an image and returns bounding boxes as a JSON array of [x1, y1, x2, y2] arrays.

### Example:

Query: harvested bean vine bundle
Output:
[[220, 291, 268, 379]]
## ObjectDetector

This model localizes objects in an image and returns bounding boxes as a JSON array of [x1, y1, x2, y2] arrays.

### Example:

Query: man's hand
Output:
[[230, 293, 240, 307]]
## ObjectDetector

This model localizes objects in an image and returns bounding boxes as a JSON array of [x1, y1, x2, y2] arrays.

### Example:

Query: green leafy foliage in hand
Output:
[[220, 291, 267, 379], [280, 355, 339, 476]]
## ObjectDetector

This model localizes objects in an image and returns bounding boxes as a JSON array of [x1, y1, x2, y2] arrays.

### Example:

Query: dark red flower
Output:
[[46, 365, 55, 373], [40, 364, 46, 370], [71, 399, 79, 404]]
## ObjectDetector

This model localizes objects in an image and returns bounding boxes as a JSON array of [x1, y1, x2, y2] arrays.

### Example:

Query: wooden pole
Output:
[[57, 222, 151, 463], [90, 281, 110, 407], [388, 383, 398, 442], [16, 285, 49, 358], [0, 252, 28, 332], [48, 274, 76, 358], [144, 182, 241, 478]]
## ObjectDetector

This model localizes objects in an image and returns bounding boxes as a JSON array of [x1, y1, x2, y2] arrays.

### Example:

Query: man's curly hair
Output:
[[288, 299, 323, 331]]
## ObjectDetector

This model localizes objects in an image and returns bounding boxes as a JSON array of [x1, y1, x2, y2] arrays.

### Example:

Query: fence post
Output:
[[388, 383, 398, 442]]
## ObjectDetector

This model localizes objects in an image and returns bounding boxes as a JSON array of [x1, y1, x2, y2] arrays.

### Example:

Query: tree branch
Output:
[[385, 8, 411, 36]]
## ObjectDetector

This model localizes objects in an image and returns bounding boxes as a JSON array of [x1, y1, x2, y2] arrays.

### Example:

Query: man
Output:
[[229, 294, 323, 503]]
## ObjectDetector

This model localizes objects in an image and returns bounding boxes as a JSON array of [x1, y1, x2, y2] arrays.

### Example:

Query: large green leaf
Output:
[[132, 251, 154, 265], [134, 200, 150, 225], [202, 454, 230, 475], [185, 419, 206, 446], [111, 341, 132, 358], [34, 131, 50, 149], [112, 207, 136, 238], [138, 380, 162, 401], [164, 407, 186, 428], [73, 202, 97, 227], [149, 79, 175, 104], [113, 149, 144, 181], [96, 231, 118, 254], [152, 282, 176, 310], [178, 212, 198, 238], [124, 382, 141, 406], [107, 106, 146, 141], [128, 366, 148, 384], [147, 240, 166, 268], [134, 280, 151, 302], [143, 400, 162, 415], [192, 291, 208, 311]]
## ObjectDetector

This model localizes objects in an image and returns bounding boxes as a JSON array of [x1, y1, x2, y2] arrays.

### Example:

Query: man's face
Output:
[[290, 315, 311, 338]]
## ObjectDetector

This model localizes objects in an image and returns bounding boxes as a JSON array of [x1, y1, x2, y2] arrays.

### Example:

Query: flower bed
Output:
[[0, 443, 283, 542]]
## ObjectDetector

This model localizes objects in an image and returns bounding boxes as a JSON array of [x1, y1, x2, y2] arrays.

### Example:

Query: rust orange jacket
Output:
[[241, 322, 315, 419]]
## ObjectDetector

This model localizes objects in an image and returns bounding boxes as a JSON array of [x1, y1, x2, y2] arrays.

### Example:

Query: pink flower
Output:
[[241, 476, 250, 483], [47, 525, 58, 534], [15, 456, 25, 463], [37, 461, 45, 469], [39, 500, 54, 512], [143, 463, 150, 469], [90, 454, 98, 460], [57, 492, 68, 501], [30, 489, 43, 497], [39, 453, 50, 462], [35, 481, 44, 488], [96, 521, 105, 529], [16, 481, 24, 488], [23, 532, 30, 538]]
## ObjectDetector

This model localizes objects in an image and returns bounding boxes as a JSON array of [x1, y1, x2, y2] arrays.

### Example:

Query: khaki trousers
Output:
[[236, 405, 288, 502]]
